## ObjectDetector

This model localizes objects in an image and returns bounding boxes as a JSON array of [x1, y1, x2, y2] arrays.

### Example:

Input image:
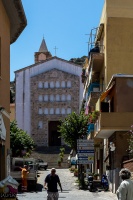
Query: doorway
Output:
[[48, 121, 61, 146]]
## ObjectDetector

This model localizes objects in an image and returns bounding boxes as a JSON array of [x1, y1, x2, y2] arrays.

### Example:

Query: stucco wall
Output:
[[107, 18, 133, 85], [0, 0, 10, 179]]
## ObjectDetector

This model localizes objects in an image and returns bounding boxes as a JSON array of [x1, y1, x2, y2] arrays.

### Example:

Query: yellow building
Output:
[[83, 0, 133, 193], [0, 0, 27, 180], [10, 104, 15, 122]]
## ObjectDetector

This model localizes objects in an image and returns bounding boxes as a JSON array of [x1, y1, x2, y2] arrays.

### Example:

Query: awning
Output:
[[0, 113, 6, 140], [100, 81, 115, 102]]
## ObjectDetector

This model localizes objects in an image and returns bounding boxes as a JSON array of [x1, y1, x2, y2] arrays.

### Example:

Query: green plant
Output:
[[69, 167, 75, 172], [93, 173, 100, 177], [10, 120, 36, 157], [58, 112, 88, 151], [88, 110, 100, 123], [57, 159, 61, 166]]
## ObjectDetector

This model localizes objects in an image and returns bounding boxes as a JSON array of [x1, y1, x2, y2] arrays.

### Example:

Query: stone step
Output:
[[35, 146, 71, 154], [31, 150, 70, 169]]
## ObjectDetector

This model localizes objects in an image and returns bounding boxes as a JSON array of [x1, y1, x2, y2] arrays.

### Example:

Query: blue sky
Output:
[[10, 0, 104, 81]]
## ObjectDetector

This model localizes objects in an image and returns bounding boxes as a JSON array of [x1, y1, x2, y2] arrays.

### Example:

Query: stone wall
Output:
[[30, 68, 80, 146]]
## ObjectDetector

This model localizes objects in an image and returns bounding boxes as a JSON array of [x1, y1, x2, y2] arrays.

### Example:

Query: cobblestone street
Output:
[[17, 169, 117, 200]]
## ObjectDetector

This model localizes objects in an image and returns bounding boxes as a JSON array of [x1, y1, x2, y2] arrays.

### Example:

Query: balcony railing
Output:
[[88, 83, 100, 96], [87, 123, 94, 135], [87, 83, 101, 106], [94, 112, 133, 139]]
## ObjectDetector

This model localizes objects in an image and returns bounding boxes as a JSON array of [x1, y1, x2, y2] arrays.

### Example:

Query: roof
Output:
[[2, 0, 27, 44], [14, 56, 82, 73], [39, 38, 48, 52], [106, 74, 133, 90]]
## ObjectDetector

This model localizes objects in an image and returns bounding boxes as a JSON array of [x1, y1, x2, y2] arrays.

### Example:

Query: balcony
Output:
[[94, 112, 133, 138], [88, 83, 101, 106]]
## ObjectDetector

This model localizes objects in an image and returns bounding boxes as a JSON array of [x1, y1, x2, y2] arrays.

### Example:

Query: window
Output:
[[67, 108, 71, 114], [61, 108, 66, 115], [38, 121, 43, 129], [55, 108, 60, 114], [50, 108, 54, 115], [38, 81, 43, 88], [67, 81, 71, 88], [55, 81, 60, 88], [38, 108, 43, 114], [56, 94, 60, 102], [44, 95, 48, 101], [67, 94, 71, 101], [44, 108, 48, 115], [50, 95, 54, 102], [61, 81, 65, 88], [50, 81, 54, 88], [44, 81, 48, 88], [61, 94, 66, 101], [38, 95, 43, 102]]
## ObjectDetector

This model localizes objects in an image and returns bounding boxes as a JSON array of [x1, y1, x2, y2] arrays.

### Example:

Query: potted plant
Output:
[[88, 111, 100, 123], [74, 168, 78, 177], [93, 173, 100, 180], [57, 159, 61, 167]]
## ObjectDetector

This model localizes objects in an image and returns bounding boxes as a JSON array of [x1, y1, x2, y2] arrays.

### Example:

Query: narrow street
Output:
[[17, 169, 117, 200]]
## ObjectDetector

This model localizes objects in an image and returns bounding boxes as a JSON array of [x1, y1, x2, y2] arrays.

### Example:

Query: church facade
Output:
[[15, 39, 83, 146]]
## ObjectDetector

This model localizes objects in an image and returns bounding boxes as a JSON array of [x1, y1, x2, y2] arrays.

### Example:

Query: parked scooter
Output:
[[88, 176, 96, 192], [101, 174, 109, 191]]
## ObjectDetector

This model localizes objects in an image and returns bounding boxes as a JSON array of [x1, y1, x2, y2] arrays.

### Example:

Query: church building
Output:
[[15, 39, 83, 147]]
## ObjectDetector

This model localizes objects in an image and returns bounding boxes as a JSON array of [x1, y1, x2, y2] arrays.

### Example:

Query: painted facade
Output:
[[0, 0, 27, 180]]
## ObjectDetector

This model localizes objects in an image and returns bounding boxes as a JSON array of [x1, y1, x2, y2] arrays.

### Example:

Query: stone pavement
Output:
[[17, 169, 117, 200]]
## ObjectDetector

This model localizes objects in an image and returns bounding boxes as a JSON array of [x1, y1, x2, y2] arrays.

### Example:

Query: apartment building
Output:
[[83, 0, 133, 192]]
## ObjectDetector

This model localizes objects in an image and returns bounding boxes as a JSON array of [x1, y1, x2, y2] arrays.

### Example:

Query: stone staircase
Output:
[[31, 146, 71, 169]]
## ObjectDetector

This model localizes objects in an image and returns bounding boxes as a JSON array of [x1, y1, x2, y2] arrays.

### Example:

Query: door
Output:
[[48, 121, 61, 146]]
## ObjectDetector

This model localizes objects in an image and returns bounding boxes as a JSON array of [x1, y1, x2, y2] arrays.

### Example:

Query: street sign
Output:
[[77, 146, 94, 150], [77, 139, 94, 164], [77, 153, 94, 157], [77, 143, 94, 147], [77, 160, 94, 164], [77, 150, 94, 153], [77, 139, 94, 143]]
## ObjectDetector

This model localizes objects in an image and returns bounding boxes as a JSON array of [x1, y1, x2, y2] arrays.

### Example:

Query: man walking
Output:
[[44, 168, 62, 200]]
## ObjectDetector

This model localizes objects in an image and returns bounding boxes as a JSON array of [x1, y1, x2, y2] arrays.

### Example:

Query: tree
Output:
[[58, 112, 88, 151], [10, 121, 36, 157], [69, 56, 87, 66]]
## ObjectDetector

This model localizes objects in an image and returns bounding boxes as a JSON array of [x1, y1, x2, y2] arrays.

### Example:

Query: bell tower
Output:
[[34, 38, 52, 63]]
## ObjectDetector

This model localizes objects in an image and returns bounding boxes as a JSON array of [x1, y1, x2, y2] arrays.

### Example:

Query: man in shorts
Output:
[[44, 168, 62, 200]]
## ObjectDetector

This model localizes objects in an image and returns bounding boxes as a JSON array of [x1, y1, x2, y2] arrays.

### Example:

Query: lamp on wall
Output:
[[109, 142, 116, 151]]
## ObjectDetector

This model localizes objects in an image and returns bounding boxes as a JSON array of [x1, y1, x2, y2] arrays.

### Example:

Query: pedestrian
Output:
[[21, 165, 29, 192], [44, 168, 62, 200], [116, 168, 133, 200]]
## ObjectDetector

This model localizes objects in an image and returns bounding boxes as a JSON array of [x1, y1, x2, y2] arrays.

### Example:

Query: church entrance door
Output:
[[48, 121, 61, 146]]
